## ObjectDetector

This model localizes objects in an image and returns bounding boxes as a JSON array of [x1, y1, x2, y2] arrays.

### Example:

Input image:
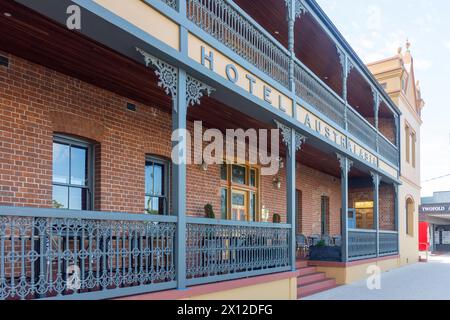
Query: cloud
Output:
[[444, 41, 450, 51], [414, 58, 433, 71], [366, 5, 382, 30]]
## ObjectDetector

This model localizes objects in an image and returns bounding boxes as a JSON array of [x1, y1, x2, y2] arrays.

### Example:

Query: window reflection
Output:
[[145, 158, 168, 215]]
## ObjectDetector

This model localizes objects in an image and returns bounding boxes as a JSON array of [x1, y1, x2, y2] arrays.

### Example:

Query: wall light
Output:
[[273, 176, 282, 190], [200, 160, 208, 172]]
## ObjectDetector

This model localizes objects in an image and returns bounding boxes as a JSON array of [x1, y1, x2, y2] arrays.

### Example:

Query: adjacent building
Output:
[[0, 0, 412, 300], [420, 192, 450, 252], [368, 41, 425, 265]]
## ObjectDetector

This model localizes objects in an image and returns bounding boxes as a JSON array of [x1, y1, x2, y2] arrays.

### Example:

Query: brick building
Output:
[[0, 0, 405, 300]]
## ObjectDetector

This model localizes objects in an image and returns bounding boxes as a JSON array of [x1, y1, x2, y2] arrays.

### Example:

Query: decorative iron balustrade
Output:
[[161, 0, 177, 10], [294, 60, 346, 128], [379, 135, 399, 167], [186, 218, 291, 285], [348, 229, 377, 261], [347, 108, 378, 152], [379, 231, 398, 256], [186, 0, 290, 88], [0, 207, 177, 300]]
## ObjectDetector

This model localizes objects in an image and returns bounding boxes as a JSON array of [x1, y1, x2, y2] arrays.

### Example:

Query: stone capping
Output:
[[308, 255, 400, 268]]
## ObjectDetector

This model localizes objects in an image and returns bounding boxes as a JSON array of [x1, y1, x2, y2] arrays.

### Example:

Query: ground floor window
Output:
[[220, 164, 259, 222], [355, 201, 374, 230], [52, 135, 93, 210], [145, 156, 170, 215]]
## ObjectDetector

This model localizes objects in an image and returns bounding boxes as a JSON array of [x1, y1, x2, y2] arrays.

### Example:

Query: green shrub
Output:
[[272, 214, 281, 223], [204, 204, 215, 219]]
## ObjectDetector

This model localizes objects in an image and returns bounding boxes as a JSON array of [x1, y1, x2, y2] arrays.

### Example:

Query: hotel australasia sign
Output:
[[188, 33, 378, 168]]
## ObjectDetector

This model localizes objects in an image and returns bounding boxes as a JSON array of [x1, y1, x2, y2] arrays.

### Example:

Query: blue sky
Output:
[[316, 0, 450, 197]]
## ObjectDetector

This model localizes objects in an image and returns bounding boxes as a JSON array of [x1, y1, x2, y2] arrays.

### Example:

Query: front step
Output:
[[296, 262, 338, 299], [297, 279, 337, 299]]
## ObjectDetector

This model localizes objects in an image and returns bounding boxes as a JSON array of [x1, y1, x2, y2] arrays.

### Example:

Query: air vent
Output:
[[0, 55, 9, 68], [126, 102, 137, 112]]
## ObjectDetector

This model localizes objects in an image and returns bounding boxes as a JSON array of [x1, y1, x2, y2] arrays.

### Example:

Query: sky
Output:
[[316, 0, 450, 197]]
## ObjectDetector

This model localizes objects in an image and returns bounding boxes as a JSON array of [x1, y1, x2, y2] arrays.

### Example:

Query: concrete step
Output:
[[296, 260, 308, 269], [297, 279, 337, 299], [297, 266, 317, 277], [297, 272, 327, 286]]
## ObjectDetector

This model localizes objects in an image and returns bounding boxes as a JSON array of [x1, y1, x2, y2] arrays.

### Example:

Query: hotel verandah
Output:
[[0, 0, 403, 300]]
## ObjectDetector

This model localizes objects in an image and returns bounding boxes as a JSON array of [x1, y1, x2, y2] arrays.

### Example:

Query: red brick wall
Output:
[[296, 165, 342, 237], [367, 117, 396, 145]]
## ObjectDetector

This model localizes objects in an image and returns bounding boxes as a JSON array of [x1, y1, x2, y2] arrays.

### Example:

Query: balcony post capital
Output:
[[285, 0, 307, 20], [336, 153, 353, 174], [275, 120, 306, 156]]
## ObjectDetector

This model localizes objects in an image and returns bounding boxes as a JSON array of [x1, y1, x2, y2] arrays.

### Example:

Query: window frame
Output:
[[52, 134, 95, 211], [145, 155, 171, 215], [220, 163, 260, 222]]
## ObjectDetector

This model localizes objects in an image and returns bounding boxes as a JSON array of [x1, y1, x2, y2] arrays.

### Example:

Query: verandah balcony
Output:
[[169, 0, 401, 167], [0, 207, 291, 300]]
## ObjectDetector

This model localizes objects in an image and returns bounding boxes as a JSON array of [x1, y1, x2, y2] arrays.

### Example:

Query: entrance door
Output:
[[231, 190, 247, 221]]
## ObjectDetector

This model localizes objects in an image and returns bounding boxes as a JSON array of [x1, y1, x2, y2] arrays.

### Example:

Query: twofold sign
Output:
[[419, 204, 450, 215]]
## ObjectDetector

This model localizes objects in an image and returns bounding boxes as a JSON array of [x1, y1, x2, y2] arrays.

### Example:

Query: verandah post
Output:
[[338, 154, 352, 262], [286, 128, 297, 271], [173, 69, 187, 290], [371, 172, 380, 257]]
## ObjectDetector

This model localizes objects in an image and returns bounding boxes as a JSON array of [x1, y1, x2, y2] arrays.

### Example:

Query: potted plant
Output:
[[204, 204, 215, 219], [272, 214, 281, 223], [309, 239, 341, 262]]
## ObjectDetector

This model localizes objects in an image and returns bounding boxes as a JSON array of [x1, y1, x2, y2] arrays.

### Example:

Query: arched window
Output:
[[406, 197, 415, 236]]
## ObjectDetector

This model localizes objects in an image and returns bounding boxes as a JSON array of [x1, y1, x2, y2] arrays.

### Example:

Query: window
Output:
[[411, 131, 416, 168], [321, 196, 330, 235], [220, 164, 260, 222], [355, 201, 374, 230], [52, 135, 93, 210], [405, 124, 411, 164], [406, 198, 415, 236], [145, 157, 169, 215]]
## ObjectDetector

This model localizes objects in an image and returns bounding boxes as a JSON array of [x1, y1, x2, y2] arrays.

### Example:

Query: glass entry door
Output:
[[231, 190, 247, 221]]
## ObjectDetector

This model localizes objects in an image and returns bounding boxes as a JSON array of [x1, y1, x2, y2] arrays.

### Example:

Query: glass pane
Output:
[[220, 164, 227, 181], [145, 196, 165, 215], [69, 187, 88, 210], [145, 162, 154, 195], [70, 146, 88, 186], [52, 185, 68, 209], [250, 169, 256, 187], [153, 164, 164, 196], [232, 192, 245, 206], [232, 165, 246, 185], [249, 192, 256, 222], [221, 188, 228, 220], [53, 143, 70, 184]]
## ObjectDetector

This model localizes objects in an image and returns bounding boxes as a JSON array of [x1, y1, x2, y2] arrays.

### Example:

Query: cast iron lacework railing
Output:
[[186, 0, 290, 88], [379, 134, 399, 167], [0, 207, 177, 300], [185, 218, 291, 285], [347, 108, 377, 151], [294, 60, 346, 128], [348, 229, 377, 261], [161, 0, 177, 10], [379, 231, 399, 256]]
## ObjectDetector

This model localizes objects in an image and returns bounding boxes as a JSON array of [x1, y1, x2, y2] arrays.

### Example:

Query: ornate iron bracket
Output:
[[186, 75, 214, 107], [285, 0, 307, 20], [137, 48, 214, 109], [136, 47, 178, 98], [370, 171, 381, 188], [275, 120, 306, 156], [336, 153, 353, 174], [337, 46, 354, 78]]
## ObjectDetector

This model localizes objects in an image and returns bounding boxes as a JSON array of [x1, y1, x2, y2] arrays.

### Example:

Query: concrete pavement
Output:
[[303, 254, 450, 300]]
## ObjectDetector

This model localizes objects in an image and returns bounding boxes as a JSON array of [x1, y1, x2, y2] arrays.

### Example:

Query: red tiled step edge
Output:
[[296, 260, 308, 269], [297, 279, 337, 299], [297, 266, 317, 277], [297, 272, 327, 286]]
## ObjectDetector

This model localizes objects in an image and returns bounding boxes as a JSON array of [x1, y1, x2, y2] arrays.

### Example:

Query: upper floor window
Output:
[[220, 164, 259, 222], [145, 156, 170, 215], [52, 135, 93, 210], [405, 124, 411, 164], [411, 131, 417, 168]]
